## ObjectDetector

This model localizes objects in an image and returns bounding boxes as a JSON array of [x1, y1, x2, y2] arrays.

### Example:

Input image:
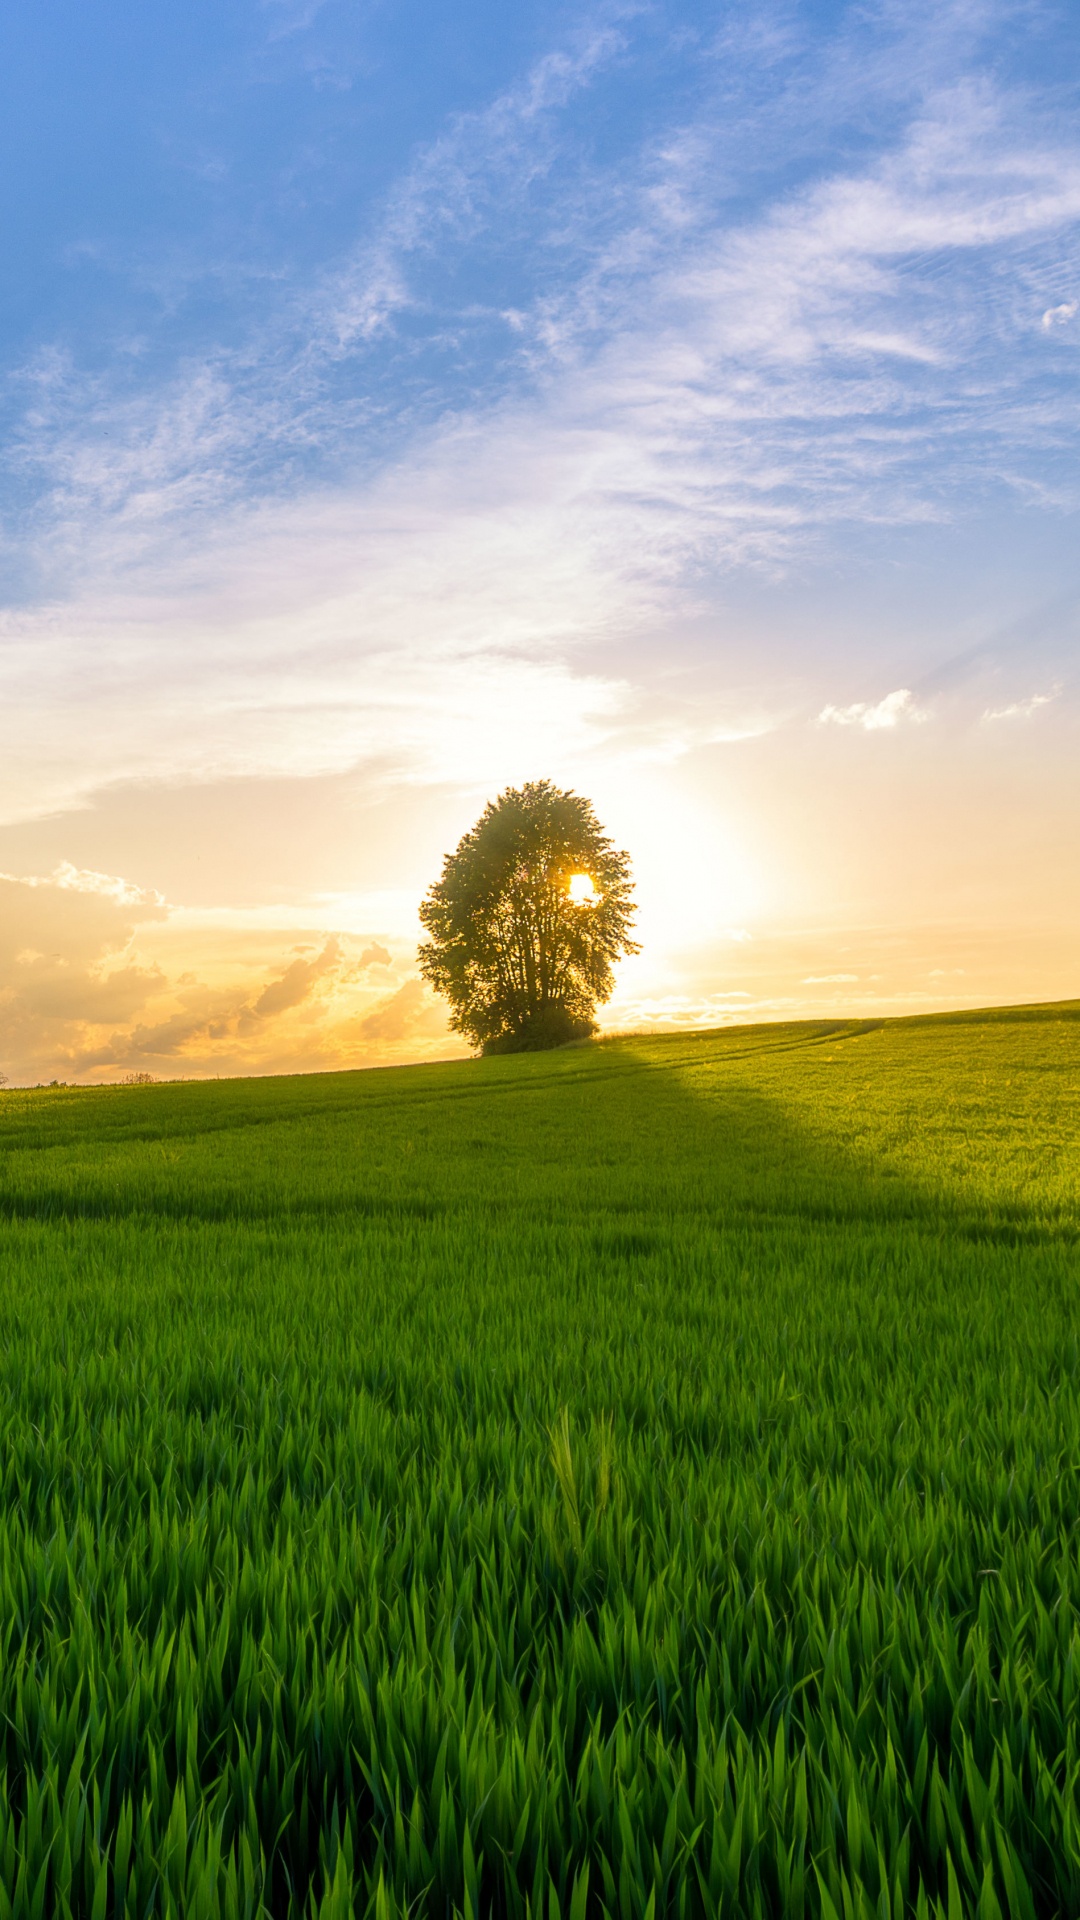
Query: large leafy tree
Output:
[[418, 781, 638, 1053]]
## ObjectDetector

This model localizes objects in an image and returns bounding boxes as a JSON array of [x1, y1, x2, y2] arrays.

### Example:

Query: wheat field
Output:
[[0, 1004, 1077, 1918]]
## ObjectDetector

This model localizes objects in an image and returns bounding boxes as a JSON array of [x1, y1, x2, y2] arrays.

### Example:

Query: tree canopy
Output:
[[418, 781, 638, 1053]]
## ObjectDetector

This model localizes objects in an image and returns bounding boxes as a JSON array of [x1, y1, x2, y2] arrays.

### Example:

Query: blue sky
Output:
[[0, 0, 1078, 1079]]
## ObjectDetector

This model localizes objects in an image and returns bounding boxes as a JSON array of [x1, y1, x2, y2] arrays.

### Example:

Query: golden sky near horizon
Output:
[[1, 665, 1076, 1085]]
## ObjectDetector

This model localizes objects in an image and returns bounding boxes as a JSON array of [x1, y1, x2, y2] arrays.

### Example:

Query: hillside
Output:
[[0, 1003, 1077, 1918]]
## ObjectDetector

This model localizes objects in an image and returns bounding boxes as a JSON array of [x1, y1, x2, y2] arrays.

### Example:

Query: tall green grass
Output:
[[0, 1005, 1077, 1918]]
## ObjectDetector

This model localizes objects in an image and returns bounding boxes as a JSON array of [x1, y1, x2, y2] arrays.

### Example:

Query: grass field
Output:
[[0, 1003, 1078, 1920]]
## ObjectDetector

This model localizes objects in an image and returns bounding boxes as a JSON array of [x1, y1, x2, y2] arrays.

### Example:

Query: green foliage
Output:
[[417, 781, 638, 1052], [0, 1003, 1077, 1916]]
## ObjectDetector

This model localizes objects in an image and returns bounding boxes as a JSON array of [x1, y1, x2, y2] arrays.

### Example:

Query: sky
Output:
[[0, 0, 1078, 1083]]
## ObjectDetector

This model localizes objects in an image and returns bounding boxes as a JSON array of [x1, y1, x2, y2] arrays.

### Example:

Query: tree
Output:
[[418, 781, 638, 1053]]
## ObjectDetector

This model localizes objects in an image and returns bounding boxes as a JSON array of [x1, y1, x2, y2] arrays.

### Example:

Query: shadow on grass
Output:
[[0, 1012, 1074, 1256]]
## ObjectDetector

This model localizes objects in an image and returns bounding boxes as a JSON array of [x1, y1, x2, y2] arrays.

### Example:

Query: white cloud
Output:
[[818, 689, 925, 730], [982, 685, 1062, 721], [1041, 301, 1077, 328], [0, 862, 165, 910], [49, 861, 165, 907], [803, 973, 859, 983]]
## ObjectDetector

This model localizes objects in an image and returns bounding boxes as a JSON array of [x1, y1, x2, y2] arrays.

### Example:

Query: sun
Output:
[[566, 872, 597, 906]]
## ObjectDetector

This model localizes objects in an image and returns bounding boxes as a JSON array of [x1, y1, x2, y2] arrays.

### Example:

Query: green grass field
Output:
[[0, 1004, 1078, 1920]]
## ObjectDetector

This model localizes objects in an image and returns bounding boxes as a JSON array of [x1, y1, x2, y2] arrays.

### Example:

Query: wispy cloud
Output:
[[8, 8, 1080, 612], [312, 16, 636, 357], [982, 684, 1062, 720], [818, 689, 925, 730]]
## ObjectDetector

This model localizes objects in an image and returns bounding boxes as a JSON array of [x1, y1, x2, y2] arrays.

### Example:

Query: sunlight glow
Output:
[[567, 873, 597, 906]]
